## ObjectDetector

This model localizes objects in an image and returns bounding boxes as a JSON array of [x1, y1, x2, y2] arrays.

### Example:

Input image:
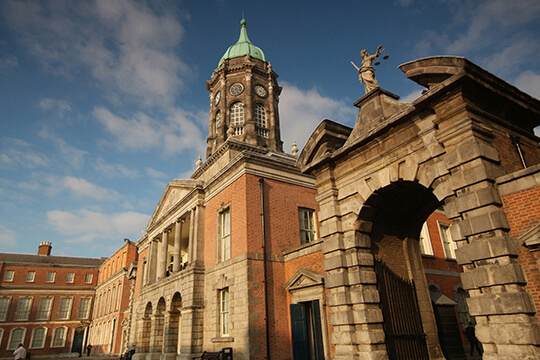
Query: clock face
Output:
[[214, 90, 221, 106], [229, 83, 244, 96], [255, 85, 268, 98]]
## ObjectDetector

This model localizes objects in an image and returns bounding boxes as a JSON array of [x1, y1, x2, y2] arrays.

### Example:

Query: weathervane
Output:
[[351, 45, 389, 94]]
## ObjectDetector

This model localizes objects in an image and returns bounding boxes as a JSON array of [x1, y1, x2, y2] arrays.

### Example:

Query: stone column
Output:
[[173, 220, 183, 272], [158, 230, 169, 281], [188, 208, 196, 265], [146, 239, 157, 285], [176, 307, 203, 360], [160, 311, 179, 360]]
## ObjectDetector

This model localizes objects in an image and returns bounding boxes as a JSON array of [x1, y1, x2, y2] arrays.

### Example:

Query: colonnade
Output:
[[144, 206, 200, 286]]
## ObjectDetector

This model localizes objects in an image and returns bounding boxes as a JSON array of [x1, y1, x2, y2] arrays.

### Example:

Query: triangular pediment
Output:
[[146, 180, 200, 231], [521, 223, 540, 250], [285, 269, 324, 291]]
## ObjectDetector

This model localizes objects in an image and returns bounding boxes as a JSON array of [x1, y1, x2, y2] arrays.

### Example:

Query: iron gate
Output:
[[374, 259, 430, 360]]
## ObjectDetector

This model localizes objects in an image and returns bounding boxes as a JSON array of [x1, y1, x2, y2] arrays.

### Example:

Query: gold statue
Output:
[[351, 45, 384, 94]]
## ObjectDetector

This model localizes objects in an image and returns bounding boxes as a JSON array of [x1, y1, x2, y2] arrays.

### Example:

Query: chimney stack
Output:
[[38, 241, 52, 256]]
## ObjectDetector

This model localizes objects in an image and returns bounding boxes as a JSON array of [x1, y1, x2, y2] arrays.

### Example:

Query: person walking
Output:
[[86, 344, 92, 357], [466, 322, 482, 356], [13, 344, 26, 360]]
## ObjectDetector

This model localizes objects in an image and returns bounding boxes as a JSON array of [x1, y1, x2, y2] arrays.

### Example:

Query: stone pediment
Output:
[[285, 269, 324, 291], [521, 223, 540, 250], [146, 180, 200, 231]]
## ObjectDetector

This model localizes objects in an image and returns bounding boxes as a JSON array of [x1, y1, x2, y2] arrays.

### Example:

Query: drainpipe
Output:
[[259, 178, 271, 360]]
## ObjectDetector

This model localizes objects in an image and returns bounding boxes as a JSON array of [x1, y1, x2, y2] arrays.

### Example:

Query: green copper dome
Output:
[[218, 19, 266, 66]]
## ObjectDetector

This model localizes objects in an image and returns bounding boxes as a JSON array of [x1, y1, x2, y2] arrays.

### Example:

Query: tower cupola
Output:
[[206, 18, 283, 159]]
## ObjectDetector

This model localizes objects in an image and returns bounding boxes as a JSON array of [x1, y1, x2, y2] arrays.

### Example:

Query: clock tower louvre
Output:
[[205, 19, 283, 159]]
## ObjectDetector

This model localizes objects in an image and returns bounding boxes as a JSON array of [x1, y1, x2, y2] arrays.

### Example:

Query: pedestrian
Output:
[[13, 343, 26, 360], [86, 344, 92, 357], [466, 321, 482, 356]]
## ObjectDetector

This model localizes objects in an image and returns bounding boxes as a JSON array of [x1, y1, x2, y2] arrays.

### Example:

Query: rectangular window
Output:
[[4, 270, 14, 282], [46, 272, 56, 283], [31, 327, 46, 349], [0, 297, 11, 321], [36, 298, 53, 320], [219, 288, 229, 336], [219, 208, 231, 262], [52, 327, 66, 347], [78, 298, 91, 319], [57, 298, 72, 320], [15, 297, 32, 321], [298, 208, 316, 244], [419, 222, 434, 256], [84, 274, 93, 284], [8, 328, 25, 350], [26, 271, 36, 283], [439, 222, 457, 259], [66, 273, 75, 283]]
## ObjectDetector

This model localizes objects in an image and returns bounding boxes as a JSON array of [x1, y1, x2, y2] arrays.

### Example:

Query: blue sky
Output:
[[1, 0, 539, 258]]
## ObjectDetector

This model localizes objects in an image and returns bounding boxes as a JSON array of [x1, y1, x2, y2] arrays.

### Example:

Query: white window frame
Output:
[[25, 271, 36, 283], [57, 298, 72, 320], [219, 288, 230, 336], [216, 110, 222, 128], [30, 326, 47, 349], [84, 274, 93, 284], [51, 326, 67, 348], [66, 272, 75, 284], [78, 297, 91, 320], [438, 221, 457, 259], [4, 270, 14, 282], [0, 328, 4, 348], [298, 208, 317, 245], [0, 297, 11, 321], [15, 297, 33, 321], [8, 327, 26, 350], [254, 103, 267, 128], [419, 222, 434, 256], [46, 272, 56, 283], [218, 207, 231, 262], [36, 297, 53, 320], [230, 102, 244, 126]]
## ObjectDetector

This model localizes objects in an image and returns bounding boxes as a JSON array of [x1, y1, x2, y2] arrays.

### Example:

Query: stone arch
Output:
[[149, 297, 166, 354], [357, 180, 445, 359], [138, 302, 152, 354]]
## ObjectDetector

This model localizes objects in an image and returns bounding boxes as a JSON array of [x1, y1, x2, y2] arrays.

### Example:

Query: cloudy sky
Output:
[[1, 0, 539, 258]]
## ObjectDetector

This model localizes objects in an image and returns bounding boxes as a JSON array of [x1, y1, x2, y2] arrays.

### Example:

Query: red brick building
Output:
[[0, 242, 101, 359], [88, 239, 138, 356]]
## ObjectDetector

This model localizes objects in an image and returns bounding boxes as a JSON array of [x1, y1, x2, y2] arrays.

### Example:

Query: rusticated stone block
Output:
[[461, 263, 526, 288], [477, 322, 540, 345], [325, 270, 350, 288], [454, 185, 502, 214], [458, 208, 510, 236], [347, 268, 377, 285], [468, 292, 536, 316], [456, 236, 519, 264]]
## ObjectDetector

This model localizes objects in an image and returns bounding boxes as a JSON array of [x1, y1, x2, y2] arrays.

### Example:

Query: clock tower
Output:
[[206, 18, 283, 158]]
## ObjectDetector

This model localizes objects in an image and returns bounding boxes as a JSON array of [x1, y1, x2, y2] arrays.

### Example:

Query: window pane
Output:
[[85, 274, 93, 284], [52, 327, 66, 347], [255, 104, 266, 128], [9, 328, 24, 349], [26, 271, 36, 283], [0, 298, 10, 321], [221, 209, 231, 261], [46, 272, 56, 283], [66, 273, 75, 283], [4, 270, 14, 282], [298, 208, 316, 244], [419, 222, 434, 255], [36, 298, 53, 320], [31, 328, 46, 348], [220, 288, 229, 336], [230, 103, 244, 126], [78, 298, 91, 319], [58, 298, 72, 320], [16, 298, 32, 321], [439, 223, 456, 259]]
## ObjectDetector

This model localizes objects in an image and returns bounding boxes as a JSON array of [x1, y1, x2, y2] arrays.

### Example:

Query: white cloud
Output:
[[38, 98, 72, 117], [47, 208, 149, 243], [45, 175, 121, 201], [514, 70, 540, 100], [94, 158, 139, 178], [93, 106, 206, 155], [400, 89, 424, 103], [3, 0, 188, 107], [146, 167, 168, 179], [279, 82, 357, 151], [0, 137, 49, 169], [0, 225, 17, 248], [38, 128, 88, 169]]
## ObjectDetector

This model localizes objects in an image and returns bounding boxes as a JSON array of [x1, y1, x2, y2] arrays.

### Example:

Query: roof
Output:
[[0, 253, 104, 267], [218, 18, 266, 67]]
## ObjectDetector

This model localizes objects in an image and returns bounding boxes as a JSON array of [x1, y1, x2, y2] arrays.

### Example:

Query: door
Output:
[[290, 301, 324, 360], [72, 328, 85, 354]]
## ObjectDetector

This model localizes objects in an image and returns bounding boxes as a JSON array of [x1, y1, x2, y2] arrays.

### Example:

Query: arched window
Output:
[[454, 285, 471, 330], [51, 326, 67, 348], [216, 111, 222, 128], [8, 327, 25, 350], [254, 104, 266, 128], [230, 103, 244, 126], [31, 327, 47, 349]]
